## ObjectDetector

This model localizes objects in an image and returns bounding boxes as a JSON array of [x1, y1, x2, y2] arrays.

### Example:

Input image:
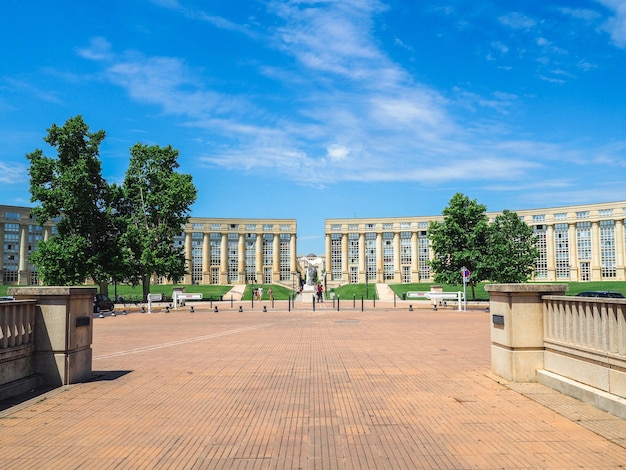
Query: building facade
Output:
[[0, 206, 298, 287], [179, 218, 298, 286], [325, 200, 626, 286], [4, 201, 626, 287]]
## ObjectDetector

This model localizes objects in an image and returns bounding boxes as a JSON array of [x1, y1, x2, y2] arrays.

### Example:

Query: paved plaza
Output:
[[1, 300, 626, 469]]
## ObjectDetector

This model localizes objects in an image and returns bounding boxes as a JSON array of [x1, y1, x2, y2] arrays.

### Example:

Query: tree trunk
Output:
[[99, 280, 109, 297], [142, 275, 151, 301]]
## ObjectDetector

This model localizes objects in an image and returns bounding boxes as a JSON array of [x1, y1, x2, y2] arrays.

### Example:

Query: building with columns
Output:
[[325, 200, 626, 287], [4, 201, 626, 287], [0, 206, 298, 287], [179, 218, 298, 286]]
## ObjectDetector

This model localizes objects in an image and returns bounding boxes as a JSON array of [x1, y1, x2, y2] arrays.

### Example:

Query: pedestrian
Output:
[[268, 287, 274, 301], [258, 286, 263, 300]]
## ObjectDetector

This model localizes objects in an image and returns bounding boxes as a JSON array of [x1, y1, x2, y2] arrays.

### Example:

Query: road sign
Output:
[[461, 267, 471, 279]]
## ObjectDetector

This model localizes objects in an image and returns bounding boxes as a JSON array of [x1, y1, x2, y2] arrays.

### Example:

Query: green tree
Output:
[[26, 115, 121, 293], [484, 209, 539, 283], [119, 143, 197, 299], [428, 193, 490, 300]]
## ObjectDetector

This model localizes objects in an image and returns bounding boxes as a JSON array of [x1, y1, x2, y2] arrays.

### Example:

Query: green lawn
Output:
[[2, 280, 625, 301]]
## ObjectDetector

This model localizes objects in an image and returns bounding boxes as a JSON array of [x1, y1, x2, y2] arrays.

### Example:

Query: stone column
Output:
[[393, 232, 401, 282], [290, 234, 297, 274], [486, 283, 567, 382], [358, 233, 365, 283], [18, 223, 29, 285], [220, 233, 228, 284], [256, 233, 263, 283], [615, 219, 625, 280], [411, 232, 418, 282], [238, 233, 246, 284], [273, 234, 280, 281], [202, 232, 210, 284], [546, 224, 556, 281], [341, 234, 348, 281], [376, 232, 383, 283], [8, 286, 96, 386], [591, 221, 601, 281], [568, 223, 578, 281]]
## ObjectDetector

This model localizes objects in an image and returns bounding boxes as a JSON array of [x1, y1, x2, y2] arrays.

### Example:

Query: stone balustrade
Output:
[[486, 283, 626, 419]]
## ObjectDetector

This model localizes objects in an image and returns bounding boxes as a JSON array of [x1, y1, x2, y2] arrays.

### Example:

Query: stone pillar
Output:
[[290, 234, 297, 274], [411, 232, 418, 281], [238, 233, 246, 284], [202, 233, 210, 283], [486, 283, 567, 382], [546, 224, 556, 281], [255, 233, 262, 282], [8, 286, 96, 386], [615, 219, 625, 280], [341, 234, 348, 281], [393, 232, 401, 282], [18, 223, 28, 284], [220, 234, 228, 284], [376, 232, 383, 283], [591, 221, 601, 281], [184, 231, 193, 284], [568, 223, 578, 281], [358, 233, 365, 283], [0, 222, 4, 273], [273, 234, 280, 281]]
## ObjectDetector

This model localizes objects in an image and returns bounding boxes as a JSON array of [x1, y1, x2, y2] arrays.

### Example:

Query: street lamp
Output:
[[365, 253, 369, 300]]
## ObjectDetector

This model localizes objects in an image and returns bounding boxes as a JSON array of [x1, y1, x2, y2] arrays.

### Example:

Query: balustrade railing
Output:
[[543, 296, 626, 357], [0, 300, 36, 351]]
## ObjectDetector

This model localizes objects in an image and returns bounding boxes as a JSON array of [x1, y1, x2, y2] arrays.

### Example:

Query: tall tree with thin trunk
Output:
[[119, 143, 197, 299]]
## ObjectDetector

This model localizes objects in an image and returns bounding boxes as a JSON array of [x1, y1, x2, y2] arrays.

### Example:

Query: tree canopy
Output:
[[484, 209, 539, 283], [119, 143, 197, 298], [26, 116, 197, 297], [428, 193, 490, 299], [26, 115, 122, 290], [429, 193, 539, 299]]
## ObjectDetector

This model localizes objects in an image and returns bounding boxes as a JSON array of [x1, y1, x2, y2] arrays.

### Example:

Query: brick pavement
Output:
[[1, 300, 626, 469]]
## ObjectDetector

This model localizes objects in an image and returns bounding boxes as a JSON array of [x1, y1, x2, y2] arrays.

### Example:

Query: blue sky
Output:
[[2, 0, 626, 255]]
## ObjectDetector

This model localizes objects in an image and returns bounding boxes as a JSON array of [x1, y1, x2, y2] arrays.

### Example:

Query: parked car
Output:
[[576, 291, 625, 299], [94, 294, 115, 314]]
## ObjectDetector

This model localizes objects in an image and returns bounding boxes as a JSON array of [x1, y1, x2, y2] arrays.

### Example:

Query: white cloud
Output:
[[596, 0, 626, 47]]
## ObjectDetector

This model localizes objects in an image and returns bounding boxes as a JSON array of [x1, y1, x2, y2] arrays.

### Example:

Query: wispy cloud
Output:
[[596, 0, 626, 47]]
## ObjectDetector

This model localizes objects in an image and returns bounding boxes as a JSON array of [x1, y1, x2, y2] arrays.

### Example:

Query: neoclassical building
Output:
[[0, 206, 297, 287], [325, 200, 626, 286], [3, 201, 626, 287]]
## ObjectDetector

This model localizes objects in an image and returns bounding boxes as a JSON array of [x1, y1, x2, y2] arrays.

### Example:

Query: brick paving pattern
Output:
[[1, 301, 626, 469]]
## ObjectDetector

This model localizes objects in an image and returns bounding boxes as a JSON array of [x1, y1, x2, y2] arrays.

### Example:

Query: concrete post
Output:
[[485, 283, 567, 382], [8, 286, 96, 386]]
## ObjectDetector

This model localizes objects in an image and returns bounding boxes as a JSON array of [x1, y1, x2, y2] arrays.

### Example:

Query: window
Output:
[[192, 223, 204, 230], [599, 209, 614, 217], [263, 224, 274, 231], [365, 232, 376, 281], [532, 214, 545, 222], [227, 233, 239, 282], [576, 222, 591, 261], [210, 233, 221, 266], [400, 232, 411, 265], [576, 211, 589, 219], [554, 223, 570, 279], [191, 232, 203, 284], [263, 233, 273, 267], [279, 234, 291, 281], [348, 233, 359, 265], [418, 231, 430, 280], [383, 232, 394, 280], [246, 224, 256, 231], [331, 233, 342, 281], [348, 224, 359, 231], [600, 220, 616, 278], [210, 223, 222, 230], [418, 222, 429, 229], [245, 233, 256, 282], [331, 224, 342, 231], [382, 223, 393, 230], [554, 213, 567, 221]]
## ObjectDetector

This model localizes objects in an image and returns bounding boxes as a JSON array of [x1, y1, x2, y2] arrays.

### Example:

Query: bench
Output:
[[172, 292, 203, 309], [405, 291, 464, 311]]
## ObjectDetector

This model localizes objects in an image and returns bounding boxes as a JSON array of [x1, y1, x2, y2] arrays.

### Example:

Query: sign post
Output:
[[461, 266, 470, 311]]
